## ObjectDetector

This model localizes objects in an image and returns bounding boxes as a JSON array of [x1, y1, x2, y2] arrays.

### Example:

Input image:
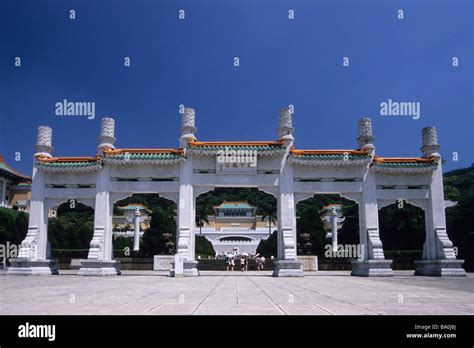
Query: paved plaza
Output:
[[1, 270, 473, 315]]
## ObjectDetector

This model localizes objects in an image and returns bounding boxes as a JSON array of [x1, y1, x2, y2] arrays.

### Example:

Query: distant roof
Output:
[[15, 182, 31, 187], [117, 204, 151, 213], [0, 155, 31, 183], [213, 201, 256, 209], [15, 200, 28, 207], [321, 204, 343, 211]]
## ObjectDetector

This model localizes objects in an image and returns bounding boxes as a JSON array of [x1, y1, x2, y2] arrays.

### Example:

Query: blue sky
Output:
[[1, 0, 473, 175]]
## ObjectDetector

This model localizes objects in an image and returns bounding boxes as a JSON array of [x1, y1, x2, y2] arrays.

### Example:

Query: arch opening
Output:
[[47, 200, 95, 263], [112, 193, 177, 258], [196, 187, 277, 259], [379, 200, 425, 270], [294, 194, 360, 270]]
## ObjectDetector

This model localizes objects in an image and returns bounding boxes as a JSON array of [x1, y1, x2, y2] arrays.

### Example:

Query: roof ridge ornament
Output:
[[357, 117, 375, 155], [277, 107, 294, 145], [421, 126, 441, 161], [180, 107, 197, 147], [98, 117, 116, 152], [35, 126, 53, 158]]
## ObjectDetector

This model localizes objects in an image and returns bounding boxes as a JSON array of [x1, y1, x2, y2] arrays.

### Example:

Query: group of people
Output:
[[224, 251, 266, 272]]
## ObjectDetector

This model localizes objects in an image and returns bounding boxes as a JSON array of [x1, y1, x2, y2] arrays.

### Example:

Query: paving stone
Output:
[[0, 270, 473, 315]]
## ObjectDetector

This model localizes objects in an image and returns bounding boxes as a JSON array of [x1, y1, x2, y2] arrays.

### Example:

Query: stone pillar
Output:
[[331, 208, 338, 253], [351, 118, 393, 276], [133, 207, 140, 251], [78, 166, 119, 275], [172, 107, 198, 276], [415, 127, 465, 276], [8, 126, 58, 275], [274, 107, 302, 277], [98, 117, 116, 152], [78, 121, 119, 275]]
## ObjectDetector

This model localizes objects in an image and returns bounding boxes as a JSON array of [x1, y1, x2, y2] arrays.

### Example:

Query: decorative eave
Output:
[[102, 147, 185, 165], [212, 201, 256, 210], [289, 149, 372, 166], [11, 182, 31, 190], [371, 156, 438, 174], [187, 139, 286, 156], [0, 156, 32, 183], [35, 155, 102, 173], [117, 203, 152, 214]]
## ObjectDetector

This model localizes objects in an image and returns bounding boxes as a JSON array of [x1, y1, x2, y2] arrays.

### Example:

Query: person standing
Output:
[[226, 253, 235, 271], [255, 254, 262, 271]]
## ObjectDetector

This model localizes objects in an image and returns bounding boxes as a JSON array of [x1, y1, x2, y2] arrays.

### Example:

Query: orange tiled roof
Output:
[[103, 147, 184, 155], [290, 149, 369, 156], [0, 155, 31, 181], [373, 156, 435, 163], [37, 155, 101, 163], [189, 139, 284, 147]]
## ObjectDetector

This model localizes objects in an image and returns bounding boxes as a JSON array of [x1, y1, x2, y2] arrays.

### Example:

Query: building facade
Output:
[[199, 201, 275, 255], [0, 155, 31, 211], [112, 203, 151, 238]]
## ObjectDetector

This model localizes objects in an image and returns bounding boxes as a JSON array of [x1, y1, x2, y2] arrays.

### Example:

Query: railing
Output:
[[200, 227, 274, 234], [215, 216, 255, 219], [213, 240, 260, 244], [113, 230, 145, 238]]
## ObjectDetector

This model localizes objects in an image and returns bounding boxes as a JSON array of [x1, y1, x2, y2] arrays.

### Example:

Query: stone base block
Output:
[[153, 255, 174, 271], [7, 258, 59, 276], [70, 259, 86, 270], [415, 259, 466, 277], [78, 259, 121, 276], [297, 255, 318, 271], [272, 260, 304, 277], [170, 260, 199, 277], [351, 259, 393, 277]]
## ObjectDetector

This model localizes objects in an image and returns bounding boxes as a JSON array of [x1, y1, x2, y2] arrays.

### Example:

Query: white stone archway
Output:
[[7, 109, 466, 277]]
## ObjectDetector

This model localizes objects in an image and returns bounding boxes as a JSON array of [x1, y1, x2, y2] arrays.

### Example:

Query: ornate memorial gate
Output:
[[8, 108, 466, 277]]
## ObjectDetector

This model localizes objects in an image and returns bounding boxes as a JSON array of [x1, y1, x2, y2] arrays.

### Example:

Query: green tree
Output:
[[443, 166, 474, 271], [195, 205, 209, 236], [195, 235, 215, 256], [139, 206, 176, 257], [48, 204, 94, 250], [0, 207, 28, 245], [256, 230, 277, 257], [379, 202, 425, 251], [261, 209, 277, 237]]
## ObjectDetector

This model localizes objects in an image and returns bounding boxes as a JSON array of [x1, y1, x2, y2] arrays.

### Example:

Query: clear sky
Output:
[[1, 0, 473, 175]]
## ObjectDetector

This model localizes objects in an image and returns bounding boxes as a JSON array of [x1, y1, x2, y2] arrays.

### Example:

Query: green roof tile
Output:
[[374, 162, 437, 168], [0, 162, 30, 180], [106, 153, 184, 160], [191, 145, 283, 151], [215, 202, 255, 209], [37, 161, 99, 167], [291, 154, 370, 161]]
